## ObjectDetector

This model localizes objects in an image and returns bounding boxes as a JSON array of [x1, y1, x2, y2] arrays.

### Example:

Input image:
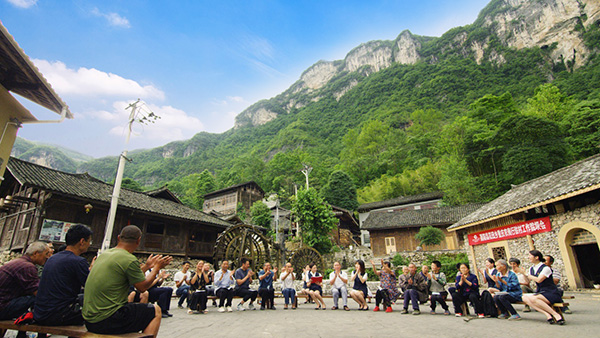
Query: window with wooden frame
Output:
[[145, 221, 165, 249], [385, 237, 396, 254]]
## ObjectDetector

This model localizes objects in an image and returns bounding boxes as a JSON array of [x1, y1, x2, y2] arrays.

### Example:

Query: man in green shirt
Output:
[[83, 225, 172, 337]]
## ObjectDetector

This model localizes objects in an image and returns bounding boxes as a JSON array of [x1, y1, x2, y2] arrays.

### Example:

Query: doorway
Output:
[[385, 237, 396, 255], [572, 243, 600, 287]]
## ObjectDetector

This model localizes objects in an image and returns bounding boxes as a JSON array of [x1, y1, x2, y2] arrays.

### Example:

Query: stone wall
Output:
[[323, 245, 374, 269], [464, 201, 600, 290]]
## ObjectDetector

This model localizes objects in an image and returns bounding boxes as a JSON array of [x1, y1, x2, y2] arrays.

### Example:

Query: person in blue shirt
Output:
[[490, 259, 522, 320], [452, 263, 484, 318], [258, 262, 278, 310], [34, 224, 93, 325]]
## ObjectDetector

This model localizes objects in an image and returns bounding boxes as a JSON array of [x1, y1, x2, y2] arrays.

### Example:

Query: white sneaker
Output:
[[248, 303, 256, 311], [237, 303, 245, 311], [187, 309, 194, 314], [227, 306, 233, 312], [218, 307, 225, 313]]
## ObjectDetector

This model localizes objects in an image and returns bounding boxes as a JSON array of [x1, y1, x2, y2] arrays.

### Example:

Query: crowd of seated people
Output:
[[105, 250, 572, 327], [0, 227, 574, 338]]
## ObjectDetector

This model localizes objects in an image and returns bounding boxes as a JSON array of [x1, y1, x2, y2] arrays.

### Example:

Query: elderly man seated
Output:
[[399, 263, 427, 315], [0, 242, 49, 321]]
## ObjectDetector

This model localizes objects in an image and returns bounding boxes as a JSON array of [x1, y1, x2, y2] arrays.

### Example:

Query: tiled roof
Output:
[[6, 157, 230, 228], [449, 154, 600, 230], [357, 191, 444, 212], [144, 185, 183, 204], [203, 181, 264, 198], [361, 204, 484, 230], [0, 22, 72, 118]]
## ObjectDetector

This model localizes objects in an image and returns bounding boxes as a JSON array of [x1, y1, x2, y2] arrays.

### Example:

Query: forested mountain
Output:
[[11, 137, 92, 173], [28, 0, 600, 210]]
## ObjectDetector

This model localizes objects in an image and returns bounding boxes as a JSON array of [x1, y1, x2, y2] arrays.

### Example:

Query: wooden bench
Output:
[[0, 321, 152, 338], [457, 302, 569, 316]]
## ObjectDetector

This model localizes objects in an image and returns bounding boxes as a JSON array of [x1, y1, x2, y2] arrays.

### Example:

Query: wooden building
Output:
[[0, 157, 230, 259], [449, 154, 600, 290], [203, 181, 264, 216], [357, 191, 444, 247], [362, 204, 483, 256], [331, 205, 361, 247]]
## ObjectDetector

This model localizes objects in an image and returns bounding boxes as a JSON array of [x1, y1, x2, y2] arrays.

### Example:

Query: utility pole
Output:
[[101, 99, 139, 253], [275, 198, 280, 244]]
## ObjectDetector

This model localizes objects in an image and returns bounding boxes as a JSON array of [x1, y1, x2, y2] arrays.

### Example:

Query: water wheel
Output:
[[213, 224, 271, 271], [290, 246, 324, 274]]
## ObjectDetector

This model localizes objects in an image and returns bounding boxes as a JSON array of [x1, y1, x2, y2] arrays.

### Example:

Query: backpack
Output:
[[480, 290, 498, 317]]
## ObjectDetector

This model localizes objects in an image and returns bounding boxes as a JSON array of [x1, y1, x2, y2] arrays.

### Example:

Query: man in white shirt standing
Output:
[[329, 262, 349, 311], [174, 261, 192, 309]]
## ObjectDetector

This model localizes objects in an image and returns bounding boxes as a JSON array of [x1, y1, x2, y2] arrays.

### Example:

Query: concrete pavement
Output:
[[158, 292, 600, 338]]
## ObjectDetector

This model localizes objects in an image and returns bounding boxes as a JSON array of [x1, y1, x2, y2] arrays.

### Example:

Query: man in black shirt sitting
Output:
[[34, 224, 93, 325]]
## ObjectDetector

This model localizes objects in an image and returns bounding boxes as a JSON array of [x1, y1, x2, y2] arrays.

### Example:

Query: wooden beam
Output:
[[526, 234, 535, 250]]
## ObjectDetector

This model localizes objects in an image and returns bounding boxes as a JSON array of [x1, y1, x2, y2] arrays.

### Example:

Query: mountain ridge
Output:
[[13, 0, 600, 206]]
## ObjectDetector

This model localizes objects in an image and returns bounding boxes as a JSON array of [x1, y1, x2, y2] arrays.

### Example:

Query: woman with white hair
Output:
[[490, 259, 522, 320]]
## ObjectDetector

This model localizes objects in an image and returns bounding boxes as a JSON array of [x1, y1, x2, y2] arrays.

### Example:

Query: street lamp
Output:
[[300, 163, 312, 190], [100, 99, 159, 253]]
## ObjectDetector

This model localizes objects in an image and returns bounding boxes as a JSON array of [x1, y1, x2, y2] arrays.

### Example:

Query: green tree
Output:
[[357, 161, 441, 204], [237, 202, 248, 222], [468, 92, 518, 125], [494, 115, 570, 185], [292, 188, 338, 254], [196, 169, 217, 207], [250, 201, 272, 229], [523, 83, 572, 122], [405, 109, 445, 164], [415, 226, 445, 246], [121, 178, 143, 192], [321, 170, 359, 211], [339, 120, 396, 187], [167, 170, 217, 209], [563, 100, 600, 159], [437, 155, 480, 206]]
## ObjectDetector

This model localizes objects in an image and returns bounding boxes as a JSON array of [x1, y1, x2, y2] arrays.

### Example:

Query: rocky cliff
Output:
[[234, 0, 600, 129]]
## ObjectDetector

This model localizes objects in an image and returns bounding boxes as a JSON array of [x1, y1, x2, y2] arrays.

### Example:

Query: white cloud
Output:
[[212, 96, 246, 106], [6, 0, 37, 8], [104, 101, 204, 142], [33, 59, 165, 100], [233, 33, 283, 77], [91, 7, 131, 28], [239, 34, 274, 62], [209, 110, 238, 133], [228, 96, 245, 103]]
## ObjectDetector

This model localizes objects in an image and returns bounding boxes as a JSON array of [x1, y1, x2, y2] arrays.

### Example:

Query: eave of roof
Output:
[[448, 154, 600, 232], [0, 22, 72, 119], [357, 191, 444, 212], [6, 157, 229, 228], [362, 204, 484, 231], [203, 181, 264, 198]]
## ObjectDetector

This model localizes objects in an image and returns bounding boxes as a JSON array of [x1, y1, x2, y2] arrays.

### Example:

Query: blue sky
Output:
[[1, 0, 490, 157]]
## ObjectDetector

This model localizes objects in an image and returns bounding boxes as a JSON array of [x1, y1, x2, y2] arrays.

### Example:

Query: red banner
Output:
[[468, 217, 552, 245]]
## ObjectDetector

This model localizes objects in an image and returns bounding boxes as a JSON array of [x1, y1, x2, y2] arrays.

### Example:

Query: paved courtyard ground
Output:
[[157, 292, 600, 338]]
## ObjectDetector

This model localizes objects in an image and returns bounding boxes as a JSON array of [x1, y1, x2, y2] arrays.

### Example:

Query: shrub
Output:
[[391, 253, 409, 267], [415, 226, 445, 246]]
